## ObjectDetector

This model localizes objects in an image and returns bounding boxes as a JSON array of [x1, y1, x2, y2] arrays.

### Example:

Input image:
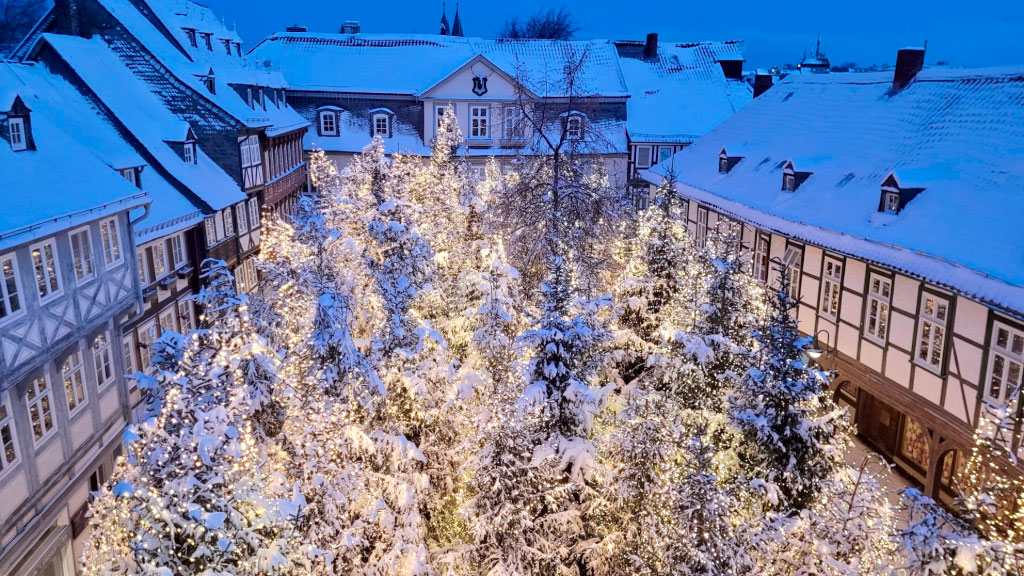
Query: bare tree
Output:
[[0, 0, 45, 57], [498, 7, 579, 41]]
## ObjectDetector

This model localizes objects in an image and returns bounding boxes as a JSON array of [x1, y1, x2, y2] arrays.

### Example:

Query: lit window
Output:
[[436, 105, 452, 133], [752, 233, 769, 283], [883, 191, 900, 214], [152, 242, 167, 278], [170, 234, 185, 268], [100, 218, 122, 265], [819, 257, 842, 321], [62, 350, 88, 416], [470, 106, 489, 139], [0, 254, 21, 320], [0, 391, 18, 472], [70, 228, 94, 282], [223, 206, 235, 237], [916, 293, 949, 373], [565, 114, 583, 140], [26, 376, 56, 443], [93, 332, 114, 387], [986, 321, 1024, 403], [695, 206, 709, 248], [864, 274, 892, 344], [782, 245, 803, 298], [9, 118, 26, 151], [504, 106, 524, 139], [319, 111, 337, 136], [636, 145, 652, 169], [373, 114, 390, 137], [30, 240, 61, 301]]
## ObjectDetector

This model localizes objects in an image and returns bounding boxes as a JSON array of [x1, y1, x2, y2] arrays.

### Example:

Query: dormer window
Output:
[[184, 28, 197, 47], [373, 113, 390, 137], [203, 73, 216, 94], [120, 167, 141, 188], [8, 118, 26, 151], [221, 39, 232, 55], [882, 191, 900, 214], [879, 173, 924, 215], [718, 148, 742, 173], [202, 33, 213, 51], [184, 142, 196, 164], [783, 172, 797, 191], [318, 109, 339, 136], [565, 114, 583, 140], [782, 161, 811, 192], [233, 42, 242, 57]]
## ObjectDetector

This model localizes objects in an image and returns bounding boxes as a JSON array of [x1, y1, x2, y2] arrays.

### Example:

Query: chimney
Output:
[[644, 33, 658, 60], [753, 70, 774, 97], [53, 0, 81, 36], [340, 21, 361, 34], [285, 24, 307, 32], [892, 47, 925, 92]]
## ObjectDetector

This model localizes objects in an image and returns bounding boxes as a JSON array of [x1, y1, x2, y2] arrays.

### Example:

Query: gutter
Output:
[[0, 192, 150, 249]]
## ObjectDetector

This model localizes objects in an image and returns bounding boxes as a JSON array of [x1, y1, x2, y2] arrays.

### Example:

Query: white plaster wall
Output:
[[885, 348, 912, 387], [893, 274, 920, 313], [913, 367, 944, 405], [0, 469, 29, 525], [839, 290, 863, 327], [860, 340, 883, 373], [954, 297, 989, 343], [844, 259, 866, 294], [952, 337, 984, 386], [36, 439, 63, 483], [942, 377, 974, 424], [888, 311, 916, 351]]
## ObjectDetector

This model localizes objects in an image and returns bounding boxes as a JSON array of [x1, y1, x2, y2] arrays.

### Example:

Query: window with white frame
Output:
[[0, 391, 17, 472], [470, 106, 489, 139], [753, 233, 770, 283], [373, 114, 390, 137], [235, 258, 258, 294], [883, 191, 900, 214], [248, 198, 260, 228], [62, 350, 88, 416], [178, 299, 195, 332], [183, 142, 196, 164], [100, 218, 122, 265], [136, 249, 148, 286], [916, 292, 950, 372], [123, 333, 136, 375], [26, 375, 55, 443], [782, 244, 803, 296], [504, 106, 524, 139], [565, 114, 583, 140], [93, 332, 114, 387], [657, 146, 674, 164], [783, 172, 797, 191], [0, 253, 22, 320], [695, 206, 709, 248], [241, 135, 261, 170], [819, 257, 843, 321], [170, 234, 185, 268], [159, 307, 178, 334], [223, 206, 235, 237], [30, 240, 61, 300], [986, 321, 1024, 404], [864, 273, 892, 344], [205, 217, 218, 247], [8, 118, 26, 151], [319, 111, 337, 136], [636, 145, 652, 168], [70, 228, 94, 283], [138, 322, 157, 370], [121, 168, 138, 188], [236, 203, 249, 233], [152, 242, 167, 279]]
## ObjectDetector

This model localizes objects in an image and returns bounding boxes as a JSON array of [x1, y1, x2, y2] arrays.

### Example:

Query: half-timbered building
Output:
[[642, 49, 1024, 500], [0, 62, 149, 576]]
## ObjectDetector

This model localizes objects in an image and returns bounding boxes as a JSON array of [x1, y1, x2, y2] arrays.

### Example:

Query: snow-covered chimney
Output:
[[340, 21, 361, 34], [892, 48, 925, 92], [753, 70, 774, 97], [644, 33, 658, 60]]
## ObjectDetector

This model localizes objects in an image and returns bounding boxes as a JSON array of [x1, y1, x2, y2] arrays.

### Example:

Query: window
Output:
[[819, 257, 842, 321], [136, 249, 148, 285], [241, 135, 261, 170], [783, 172, 797, 191], [236, 202, 249, 233], [234, 43, 242, 57], [436, 105, 452, 133], [752, 233, 769, 284], [70, 228, 94, 283], [62, 350, 88, 416], [0, 391, 17, 472], [123, 333, 136, 375], [248, 198, 260, 228], [782, 244, 803, 297], [470, 106, 489, 139], [100, 218, 122, 265], [93, 332, 114, 387], [170, 234, 185, 268], [223, 207, 235, 237], [695, 206, 709, 248], [9, 118, 26, 151], [185, 28, 197, 47], [373, 114, 390, 137], [0, 253, 22, 320], [138, 322, 157, 370], [121, 168, 138, 187], [319, 111, 337, 136], [204, 217, 217, 247], [235, 258, 258, 294], [30, 240, 61, 300], [916, 293, 949, 373], [719, 156, 729, 173], [183, 142, 196, 164], [178, 299, 195, 332], [204, 75, 216, 94], [504, 106, 524, 139], [883, 191, 900, 214], [565, 114, 583, 140], [636, 145, 652, 169], [864, 274, 892, 344], [152, 242, 167, 278], [986, 321, 1024, 403], [657, 146, 673, 164], [26, 376, 56, 443], [222, 39, 232, 54], [159, 307, 178, 334], [202, 32, 212, 51]]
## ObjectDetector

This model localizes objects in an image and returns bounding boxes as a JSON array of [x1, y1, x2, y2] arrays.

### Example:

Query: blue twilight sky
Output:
[[209, 0, 1024, 69]]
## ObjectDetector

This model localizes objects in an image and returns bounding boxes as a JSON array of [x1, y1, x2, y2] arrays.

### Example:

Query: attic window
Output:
[[718, 149, 742, 173], [233, 42, 242, 57], [185, 28, 197, 47], [318, 110, 337, 136], [221, 39, 232, 55], [882, 191, 900, 214], [783, 172, 797, 191], [372, 113, 390, 138], [202, 33, 212, 51], [565, 114, 583, 140], [184, 142, 196, 164], [8, 118, 26, 151], [782, 162, 810, 191], [879, 173, 924, 215], [120, 168, 140, 188], [203, 74, 216, 94]]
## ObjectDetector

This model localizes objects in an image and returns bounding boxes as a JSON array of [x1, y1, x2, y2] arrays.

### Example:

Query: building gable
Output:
[[418, 54, 535, 101]]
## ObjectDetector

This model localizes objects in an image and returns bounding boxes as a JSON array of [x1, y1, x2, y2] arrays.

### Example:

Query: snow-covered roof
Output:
[[43, 34, 248, 211], [90, 0, 308, 134], [0, 62, 150, 248], [248, 32, 631, 98], [644, 66, 1024, 316], [615, 40, 752, 143]]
